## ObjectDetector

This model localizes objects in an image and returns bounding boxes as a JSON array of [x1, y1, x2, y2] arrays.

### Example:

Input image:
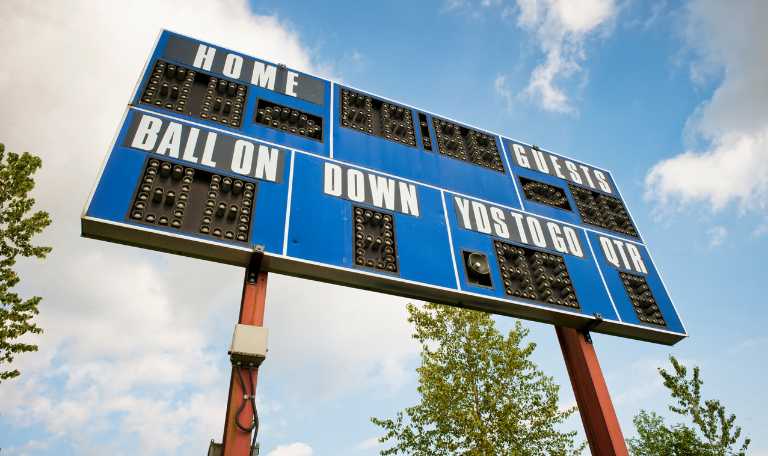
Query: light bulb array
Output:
[[130, 159, 191, 230], [432, 117, 504, 172], [569, 184, 638, 237], [620, 272, 666, 326], [494, 240, 579, 309], [340, 89, 416, 147], [352, 206, 399, 273], [140, 60, 247, 128], [417, 113, 433, 151], [520, 177, 571, 210], [129, 159, 254, 243], [255, 99, 323, 141]]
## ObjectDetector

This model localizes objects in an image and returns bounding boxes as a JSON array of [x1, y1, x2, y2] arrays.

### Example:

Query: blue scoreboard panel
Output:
[[82, 31, 686, 345]]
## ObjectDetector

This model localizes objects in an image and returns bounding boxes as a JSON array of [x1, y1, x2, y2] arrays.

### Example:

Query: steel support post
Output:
[[556, 326, 628, 456], [222, 252, 267, 456]]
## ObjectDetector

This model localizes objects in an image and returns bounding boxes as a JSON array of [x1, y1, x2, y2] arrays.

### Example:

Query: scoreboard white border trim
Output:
[[499, 139, 525, 208], [440, 190, 462, 291], [81, 30, 687, 343], [329, 81, 335, 159], [585, 233, 620, 317], [281, 150, 296, 256]]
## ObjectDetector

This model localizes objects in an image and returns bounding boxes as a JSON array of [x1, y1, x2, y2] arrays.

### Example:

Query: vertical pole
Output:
[[222, 255, 268, 456], [556, 326, 628, 456]]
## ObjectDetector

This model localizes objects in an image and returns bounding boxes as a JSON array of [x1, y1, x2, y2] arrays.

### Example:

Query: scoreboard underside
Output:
[[83, 30, 686, 345]]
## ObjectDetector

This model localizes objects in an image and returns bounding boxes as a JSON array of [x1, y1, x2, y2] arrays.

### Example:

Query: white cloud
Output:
[[494, 74, 515, 111], [445, 0, 615, 113], [645, 0, 768, 216], [0, 0, 416, 454], [514, 0, 617, 113], [356, 436, 382, 450], [706, 225, 727, 248], [753, 219, 768, 238], [267, 442, 314, 456]]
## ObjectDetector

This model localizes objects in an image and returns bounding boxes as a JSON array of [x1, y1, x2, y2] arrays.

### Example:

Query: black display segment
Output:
[[432, 117, 504, 172], [340, 88, 416, 147], [352, 206, 399, 273], [569, 183, 638, 237], [254, 99, 323, 141], [493, 240, 579, 309], [418, 113, 433, 151], [520, 177, 571, 210], [140, 60, 247, 128], [128, 159, 255, 243], [621, 272, 666, 326]]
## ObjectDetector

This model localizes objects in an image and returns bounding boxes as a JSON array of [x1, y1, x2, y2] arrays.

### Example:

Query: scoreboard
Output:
[[82, 30, 686, 345]]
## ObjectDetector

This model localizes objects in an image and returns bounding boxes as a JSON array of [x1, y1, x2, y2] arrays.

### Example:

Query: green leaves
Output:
[[0, 143, 51, 382], [371, 303, 584, 455], [628, 356, 750, 456]]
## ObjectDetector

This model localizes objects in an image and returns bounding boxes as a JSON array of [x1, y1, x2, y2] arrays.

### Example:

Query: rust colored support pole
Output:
[[556, 326, 628, 456], [222, 252, 268, 456]]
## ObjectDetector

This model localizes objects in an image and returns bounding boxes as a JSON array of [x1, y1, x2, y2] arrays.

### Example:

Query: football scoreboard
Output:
[[82, 31, 686, 344]]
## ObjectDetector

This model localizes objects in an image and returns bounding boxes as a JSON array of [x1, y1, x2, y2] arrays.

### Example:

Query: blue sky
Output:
[[1, 0, 767, 454]]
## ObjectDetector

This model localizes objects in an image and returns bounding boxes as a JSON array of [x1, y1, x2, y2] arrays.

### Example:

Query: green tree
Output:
[[371, 303, 584, 455], [0, 143, 51, 382], [628, 356, 750, 456]]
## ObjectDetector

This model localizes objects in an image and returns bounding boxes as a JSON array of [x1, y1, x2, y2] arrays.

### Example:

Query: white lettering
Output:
[[223, 53, 244, 79], [131, 115, 161, 150], [230, 140, 254, 174], [613, 239, 631, 269], [600, 236, 620, 268], [490, 207, 509, 238], [285, 71, 299, 97], [455, 197, 472, 229], [323, 163, 342, 196], [254, 145, 279, 182], [347, 169, 365, 202], [181, 128, 200, 162], [193, 44, 216, 71], [626, 243, 648, 274], [251, 62, 276, 90], [595, 170, 612, 194], [156, 122, 183, 158], [201, 132, 217, 167], [472, 201, 491, 234], [399, 182, 420, 216], [579, 165, 595, 188], [508, 212, 528, 244], [563, 227, 583, 257], [547, 222, 567, 253], [565, 160, 582, 184], [369, 175, 396, 210], [550, 156, 565, 178], [512, 144, 530, 168], [527, 217, 546, 247], [531, 149, 550, 173]]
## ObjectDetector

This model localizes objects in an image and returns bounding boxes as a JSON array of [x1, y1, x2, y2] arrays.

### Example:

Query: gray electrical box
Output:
[[229, 324, 268, 366]]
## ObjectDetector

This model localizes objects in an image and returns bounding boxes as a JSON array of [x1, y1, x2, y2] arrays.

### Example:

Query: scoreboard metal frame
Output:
[[82, 30, 686, 345]]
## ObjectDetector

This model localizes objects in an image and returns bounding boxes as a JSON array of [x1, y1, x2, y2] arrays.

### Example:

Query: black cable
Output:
[[234, 363, 259, 448], [248, 366, 259, 448]]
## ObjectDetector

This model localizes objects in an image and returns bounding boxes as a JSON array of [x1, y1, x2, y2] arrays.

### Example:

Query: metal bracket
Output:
[[581, 313, 603, 344], [247, 245, 265, 284], [208, 440, 259, 456]]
